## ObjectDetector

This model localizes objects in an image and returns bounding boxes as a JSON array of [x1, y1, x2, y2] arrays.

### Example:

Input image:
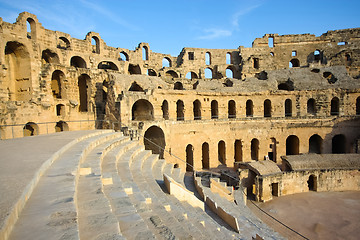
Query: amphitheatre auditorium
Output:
[[0, 11, 359, 240]]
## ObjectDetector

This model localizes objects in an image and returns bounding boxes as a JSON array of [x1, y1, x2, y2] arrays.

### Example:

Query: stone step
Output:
[[8, 131, 119, 240], [76, 134, 125, 240]]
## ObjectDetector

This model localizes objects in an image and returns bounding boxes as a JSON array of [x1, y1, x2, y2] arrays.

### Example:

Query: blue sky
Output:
[[0, 0, 359, 56]]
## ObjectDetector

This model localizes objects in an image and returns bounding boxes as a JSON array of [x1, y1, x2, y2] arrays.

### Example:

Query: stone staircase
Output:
[[0, 130, 283, 240]]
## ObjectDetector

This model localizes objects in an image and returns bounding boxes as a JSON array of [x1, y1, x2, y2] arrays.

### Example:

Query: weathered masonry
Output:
[[0, 12, 359, 183]]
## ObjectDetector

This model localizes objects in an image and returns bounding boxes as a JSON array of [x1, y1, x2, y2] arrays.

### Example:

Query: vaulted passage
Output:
[[176, 100, 184, 121], [286, 135, 299, 155], [285, 99, 292, 117], [251, 138, 259, 161], [42, 49, 60, 64], [132, 99, 154, 121], [218, 140, 226, 165], [234, 140, 243, 162], [330, 97, 339, 115], [264, 99, 272, 117], [78, 74, 91, 112], [211, 100, 218, 119], [246, 100, 253, 117], [307, 175, 317, 191], [309, 134, 322, 154], [161, 100, 169, 120], [228, 100, 236, 118], [144, 126, 165, 159], [269, 137, 277, 162], [332, 134, 346, 153], [202, 142, 210, 169], [71, 56, 86, 68], [186, 144, 194, 172], [23, 122, 38, 137], [307, 98, 316, 115], [193, 100, 201, 120], [55, 121, 69, 132]]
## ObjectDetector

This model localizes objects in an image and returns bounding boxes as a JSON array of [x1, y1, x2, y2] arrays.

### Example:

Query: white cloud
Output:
[[197, 28, 232, 40], [232, 4, 261, 27]]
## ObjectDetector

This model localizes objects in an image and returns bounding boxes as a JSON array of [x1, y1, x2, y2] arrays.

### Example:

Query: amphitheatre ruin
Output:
[[0, 11, 359, 240]]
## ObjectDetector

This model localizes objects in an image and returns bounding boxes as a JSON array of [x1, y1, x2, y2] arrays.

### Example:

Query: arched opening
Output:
[[218, 140, 226, 165], [166, 70, 178, 78], [307, 98, 316, 115], [205, 68, 213, 79], [268, 37, 274, 48], [332, 134, 346, 154], [23, 122, 38, 137], [56, 104, 65, 116], [269, 138, 277, 162], [176, 100, 184, 121], [142, 46, 149, 61], [246, 100, 253, 117], [314, 50, 321, 61], [309, 134, 322, 154], [161, 100, 169, 120], [285, 99, 292, 117], [185, 72, 198, 80], [78, 74, 91, 112], [147, 69, 157, 76], [51, 70, 64, 99], [286, 135, 299, 155], [55, 121, 69, 132], [41, 49, 60, 64], [144, 126, 165, 159], [97, 61, 118, 71], [70, 56, 86, 68], [289, 58, 300, 68], [211, 100, 218, 119], [58, 37, 70, 50], [132, 99, 154, 121], [119, 52, 128, 61], [193, 100, 201, 120], [307, 175, 317, 191], [330, 97, 340, 116], [174, 81, 184, 90], [186, 144, 194, 172], [91, 36, 100, 54], [234, 140, 243, 162], [128, 64, 141, 75], [205, 52, 211, 65], [226, 52, 232, 64], [129, 81, 144, 92], [5, 41, 31, 101], [162, 57, 171, 67], [26, 18, 36, 39], [253, 58, 259, 69], [251, 138, 259, 161], [357, 97, 360, 115], [264, 99, 272, 117], [228, 100, 236, 119], [226, 68, 233, 78], [202, 142, 210, 169]]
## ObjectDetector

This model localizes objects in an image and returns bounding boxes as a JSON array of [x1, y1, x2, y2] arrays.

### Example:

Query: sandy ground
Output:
[[247, 191, 360, 240]]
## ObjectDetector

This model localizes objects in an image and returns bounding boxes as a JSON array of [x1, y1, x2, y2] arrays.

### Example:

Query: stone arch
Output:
[[264, 99, 272, 117], [307, 98, 316, 115], [23, 122, 38, 137], [56, 104, 65, 116], [78, 74, 91, 112], [55, 121, 69, 132], [51, 70, 64, 99], [144, 126, 165, 159], [58, 37, 70, 50], [119, 51, 129, 61], [129, 81, 144, 92], [202, 142, 210, 169], [5, 41, 31, 101], [269, 137, 277, 162], [174, 81, 184, 90], [186, 144, 194, 172], [42, 49, 60, 64], [226, 52, 232, 64], [205, 52, 211, 65], [91, 36, 100, 54], [285, 99, 292, 117], [330, 97, 340, 116], [357, 97, 360, 115], [193, 100, 201, 120], [314, 49, 321, 61], [226, 67, 233, 78], [26, 17, 36, 39], [218, 140, 226, 165], [162, 57, 171, 67], [246, 100, 253, 117], [309, 134, 322, 154], [234, 140, 243, 162], [147, 69, 157, 76], [132, 99, 154, 121], [307, 175, 317, 191], [205, 68, 213, 79], [211, 100, 218, 119], [228, 100, 236, 119], [128, 64, 141, 75], [185, 72, 198, 79], [161, 100, 169, 120], [332, 134, 346, 154], [142, 46, 149, 61], [176, 100, 184, 121], [166, 70, 178, 78], [71, 56, 87, 68], [286, 135, 299, 155], [251, 138, 259, 161], [289, 58, 300, 68], [98, 61, 118, 71]]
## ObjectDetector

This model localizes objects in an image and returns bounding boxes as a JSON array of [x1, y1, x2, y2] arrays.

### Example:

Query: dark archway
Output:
[[228, 100, 236, 119], [218, 140, 226, 165], [161, 100, 169, 120], [42, 49, 60, 64], [246, 100, 253, 117], [128, 64, 141, 75], [211, 100, 218, 119], [285, 99, 292, 117], [23, 122, 38, 137], [330, 97, 340, 116], [202, 142, 210, 169], [289, 58, 300, 68], [55, 121, 69, 132], [186, 144, 194, 172], [56, 104, 65, 116], [234, 140, 243, 162], [176, 100, 184, 121], [132, 99, 154, 121], [78, 74, 91, 112], [264, 99, 272, 117], [307, 98, 316, 115], [71, 56, 86, 68], [269, 137, 277, 162], [174, 81, 184, 90], [144, 126, 165, 159], [251, 138, 259, 161], [98, 61, 118, 71], [309, 134, 322, 154], [286, 135, 299, 155], [332, 134, 346, 154], [51, 70, 65, 99], [307, 175, 317, 191], [193, 100, 201, 120]]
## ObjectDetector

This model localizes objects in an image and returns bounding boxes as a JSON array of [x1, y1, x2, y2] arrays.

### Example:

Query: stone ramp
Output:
[[0, 130, 113, 240]]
